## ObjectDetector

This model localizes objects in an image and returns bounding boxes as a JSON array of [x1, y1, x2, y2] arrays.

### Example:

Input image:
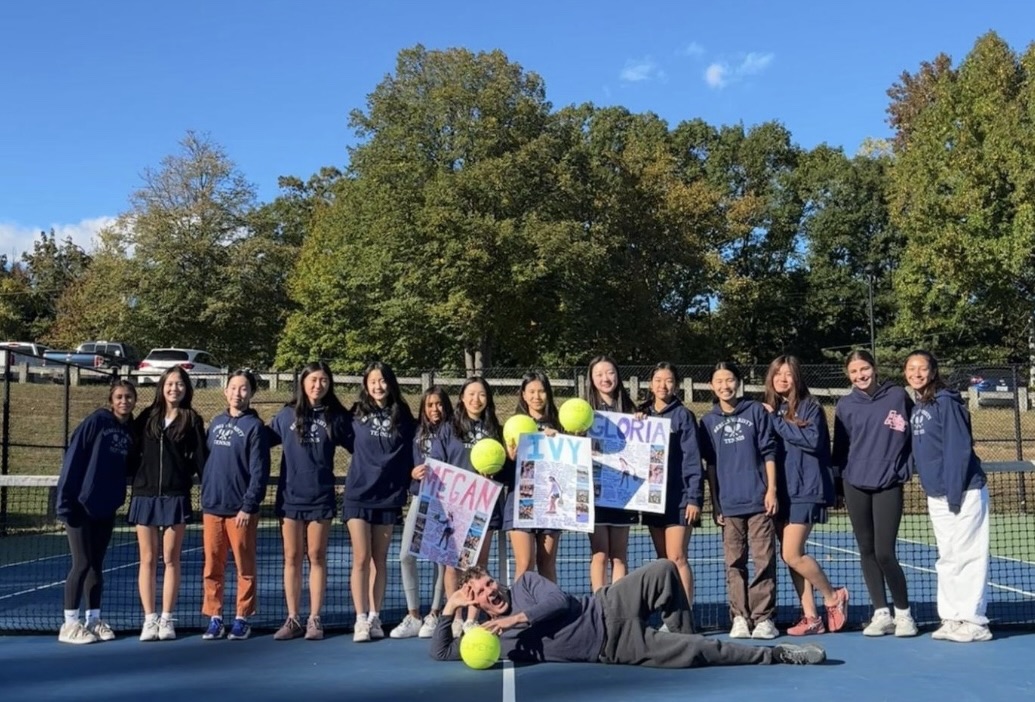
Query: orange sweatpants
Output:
[[202, 514, 258, 618]]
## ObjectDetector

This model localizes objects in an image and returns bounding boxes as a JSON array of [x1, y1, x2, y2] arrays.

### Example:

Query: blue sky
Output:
[[2, 1, 1033, 260]]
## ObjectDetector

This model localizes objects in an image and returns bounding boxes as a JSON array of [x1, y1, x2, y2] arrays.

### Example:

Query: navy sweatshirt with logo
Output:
[[410, 422, 452, 496], [910, 389, 985, 512], [202, 409, 271, 516], [56, 409, 135, 522], [832, 381, 913, 491], [342, 407, 415, 510], [699, 399, 777, 517], [771, 397, 834, 507], [643, 398, 704, 511], [269, 405, 351, 515]]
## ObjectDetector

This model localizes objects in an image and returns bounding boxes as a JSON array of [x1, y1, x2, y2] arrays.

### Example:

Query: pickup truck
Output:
[[42, 341, 141, 370], [0, 341, 52, 367]]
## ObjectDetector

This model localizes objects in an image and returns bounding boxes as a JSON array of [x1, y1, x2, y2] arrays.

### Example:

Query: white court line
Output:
[[1, 540, 137, 570], [808, 540, 1035, 598], [0, 546, 202, 601], [502, 660, 515, 702]]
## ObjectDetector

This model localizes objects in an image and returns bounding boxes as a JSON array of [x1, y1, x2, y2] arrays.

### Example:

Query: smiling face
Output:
[[650, 368, 676, 403], [110, 386, 137, 421], [163, 371, 187, 408], [847, 359, 876, 391], [461, 382, 488, 419], [591, 361, 619, 398], [771, 363, 794, 398], [904, 355, 931, 392], [224, 375, 253, 414], [423, 392, 444, 425], [522, 380, 547, 417], [366, 369, 388, 406], [467, 574, 509, 617], [711, 369, 739, 403], [304, 370, 330, 406]]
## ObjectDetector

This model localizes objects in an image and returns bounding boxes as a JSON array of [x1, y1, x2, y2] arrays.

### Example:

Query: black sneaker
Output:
[[772, 643, 826, 665]]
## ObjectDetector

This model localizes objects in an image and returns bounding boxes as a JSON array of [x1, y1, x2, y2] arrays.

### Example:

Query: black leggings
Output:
[[64, 516, 116, 611], [843, 483, 909, 610]]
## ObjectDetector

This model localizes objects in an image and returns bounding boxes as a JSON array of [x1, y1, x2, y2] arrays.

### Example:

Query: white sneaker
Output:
[[158, 617, 177, 641], [752, 618, 779, 640], [389, 614, 422, 639], [353, 618, 371, 643], [59, 621, 98, 645], [87, 619, 115, 641], [931, 620, 960, 640], [946, 621, 992, 643], [139, 617, 160, 642], [368, 614, 385, 639], [451, 616, 464, 638], [729, 616, 751, 639], [418, 613, 439, 638], [863, 610, 895, 636], [894, 613, 918, 637]]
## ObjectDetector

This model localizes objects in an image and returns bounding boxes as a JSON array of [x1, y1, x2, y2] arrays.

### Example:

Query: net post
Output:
[[1013, 365, 1028, 511], [0, 350, 9, 535]]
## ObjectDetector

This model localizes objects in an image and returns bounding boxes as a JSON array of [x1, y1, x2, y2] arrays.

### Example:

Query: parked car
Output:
[[43, 341, 141, 370], [0, 341, 51, 369], [137, 348, 225, 387]]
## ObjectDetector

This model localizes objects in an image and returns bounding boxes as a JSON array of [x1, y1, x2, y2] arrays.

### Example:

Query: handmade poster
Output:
[[586, 411, 670, 514], [513, 433, 594, 532], [409, 459, 503, 569]]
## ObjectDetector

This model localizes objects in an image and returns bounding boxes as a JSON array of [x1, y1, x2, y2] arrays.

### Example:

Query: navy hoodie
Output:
[[699, 399, 777, 517], [832, 381, 912, 491], [342, 407, 415, 510], [431, 571, 605, 663], [643, 398, 704, 511], [269, 405, 351, 515], [771, 397, 834, 507], [910, 389, 986, 512], [445, 417, 512, 488], [409, 421, 452, 496], [56, 409, 134, 522], [202, 409, 271, 516]]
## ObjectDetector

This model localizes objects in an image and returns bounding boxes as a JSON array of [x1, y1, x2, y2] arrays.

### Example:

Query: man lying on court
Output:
[[430, 560, 826, 667]]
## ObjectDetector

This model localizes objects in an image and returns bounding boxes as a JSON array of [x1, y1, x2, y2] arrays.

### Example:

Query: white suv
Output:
[[137, 348, 225, 387]]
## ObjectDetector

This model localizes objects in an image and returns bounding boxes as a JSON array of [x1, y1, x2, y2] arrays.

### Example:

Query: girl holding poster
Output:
[[699, 362, 779, 640], [763, 356, 849, 636], [585, 355, 639, 592], [343, 362, 416, 643], [391, 386, 453, 640], [445, 376, 507, 633], [638, 362, 704, 609], [504, 371, 562, 583]]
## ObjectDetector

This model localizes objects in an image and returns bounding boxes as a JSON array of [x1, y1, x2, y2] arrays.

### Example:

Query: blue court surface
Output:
[[1, 627, 1032, 701]]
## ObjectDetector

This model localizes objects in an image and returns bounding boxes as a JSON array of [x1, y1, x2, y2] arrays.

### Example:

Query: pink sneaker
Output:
[[787, 616, 826, 636], [825, 587, 850, 633]]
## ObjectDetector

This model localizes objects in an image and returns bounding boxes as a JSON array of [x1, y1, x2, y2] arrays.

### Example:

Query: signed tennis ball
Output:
[[503, 414, 539, 448], [470, 438, 506, 476], [559, 398, 595, 434], [460, 627, 501, 669]]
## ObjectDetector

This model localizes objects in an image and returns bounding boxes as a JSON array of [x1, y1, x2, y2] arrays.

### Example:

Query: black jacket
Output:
[[130, 407, 207, 498]]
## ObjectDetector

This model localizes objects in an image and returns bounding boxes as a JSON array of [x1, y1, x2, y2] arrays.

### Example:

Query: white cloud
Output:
[[0, 216, 115, 262], [703, 52, 774, 89], [680, 42, 706, 58], [619, 57, 666, 83], [704, 63, 728, 88]]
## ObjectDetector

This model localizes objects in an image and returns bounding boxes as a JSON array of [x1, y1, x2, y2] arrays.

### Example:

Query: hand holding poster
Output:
[[587, 411, 671, 514], [409, 459, 503, 569], [513, 433, 594, 532]]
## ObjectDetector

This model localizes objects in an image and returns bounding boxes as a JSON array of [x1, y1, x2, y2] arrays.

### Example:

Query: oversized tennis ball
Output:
[[470, 438, 506, 476], [559, 398, 595, 433], [460, 627, 501, 669], [503, 414, 539, 448]]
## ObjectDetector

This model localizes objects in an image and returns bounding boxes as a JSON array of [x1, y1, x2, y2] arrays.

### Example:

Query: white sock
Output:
[[85, 609, 100, 624], [873, 607, 890, 618], [357, 612, 368, 623], [369, 611, 379, 621], [161, 612, 172, 622], [894, 607, 911, 618], [64, 610, 80, 625]]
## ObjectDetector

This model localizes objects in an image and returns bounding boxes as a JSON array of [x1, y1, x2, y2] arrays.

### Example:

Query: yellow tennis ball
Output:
[[503, 414, 539, 448], [559, 398, 595, 433], [470, 438, 506, 476], [460, 627, 501, 670]]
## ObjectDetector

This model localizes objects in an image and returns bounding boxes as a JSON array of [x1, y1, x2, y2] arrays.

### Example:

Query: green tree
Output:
[[20, 230, 91, 340]]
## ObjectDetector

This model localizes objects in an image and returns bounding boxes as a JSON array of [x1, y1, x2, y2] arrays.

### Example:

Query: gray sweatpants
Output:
[[598, 560, 772, 668]]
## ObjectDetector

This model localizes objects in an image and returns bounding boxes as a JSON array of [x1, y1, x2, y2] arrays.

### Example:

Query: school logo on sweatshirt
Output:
[[102, 428, 132, 456], [715, 418, 751, 445], [883, 410, 907, 432], [361, 412, 393, 438], [212, 422, 247, 447], [291, 419, 325, 445], [910, 409, 930, 436], [463, 425, 490, 449]]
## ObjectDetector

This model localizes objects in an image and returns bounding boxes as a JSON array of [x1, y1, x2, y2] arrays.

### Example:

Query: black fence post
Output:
[[1, 351, 10, 535], [63, 364, 71, 450], [1013, 365, 1028, 512]]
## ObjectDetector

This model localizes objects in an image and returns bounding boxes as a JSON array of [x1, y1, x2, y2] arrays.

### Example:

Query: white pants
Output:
[[399, 502, 445, 613], [928, 486, 990, 624]]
